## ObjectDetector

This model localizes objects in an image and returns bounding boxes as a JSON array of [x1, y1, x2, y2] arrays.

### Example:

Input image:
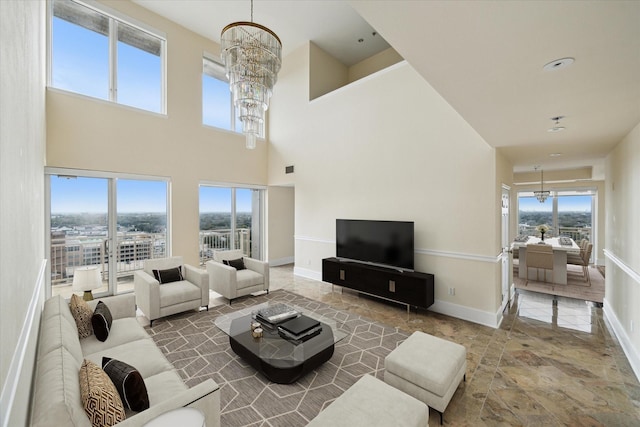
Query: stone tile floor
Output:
[[264, 265, 640, 426]]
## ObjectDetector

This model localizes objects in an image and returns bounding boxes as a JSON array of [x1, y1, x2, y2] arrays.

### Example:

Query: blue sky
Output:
[[519, 195, 592, 212], [52, 16, 161, 112]]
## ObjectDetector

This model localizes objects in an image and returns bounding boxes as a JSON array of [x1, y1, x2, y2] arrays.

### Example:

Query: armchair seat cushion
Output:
[[236, 269, 264, 290], [159, 281, 202, 308]]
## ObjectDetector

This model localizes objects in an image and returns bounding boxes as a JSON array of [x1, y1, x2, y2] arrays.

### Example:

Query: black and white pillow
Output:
[[102, 357, 149, 412], [152, 266, 184, 284], [223, 258, 246, 271], [91, 301, 112, 342]]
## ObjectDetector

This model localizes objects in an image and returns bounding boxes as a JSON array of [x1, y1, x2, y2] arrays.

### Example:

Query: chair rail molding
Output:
[[1, 259, 47, 427]]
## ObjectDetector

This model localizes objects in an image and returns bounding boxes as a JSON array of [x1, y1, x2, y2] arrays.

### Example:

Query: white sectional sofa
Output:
[[31, 294, 220, 426]]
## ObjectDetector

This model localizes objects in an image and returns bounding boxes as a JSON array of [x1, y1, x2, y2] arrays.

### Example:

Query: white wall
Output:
[[0, 0, 46, 425], [604, 121, 640, 380], [267, 186, 295, 265], [46, 0, 268, 266], [269, 44, 504, 326]]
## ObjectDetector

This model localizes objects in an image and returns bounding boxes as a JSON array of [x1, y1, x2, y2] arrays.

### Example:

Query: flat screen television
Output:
[[336, 219, 414, 271]]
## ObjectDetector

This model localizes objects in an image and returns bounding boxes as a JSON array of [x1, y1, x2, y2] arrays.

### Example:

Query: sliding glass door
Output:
[[199, 184, 264, 264], [46, 169, 169, 299]]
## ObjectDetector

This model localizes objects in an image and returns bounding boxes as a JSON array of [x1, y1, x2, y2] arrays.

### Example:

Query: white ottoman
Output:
[[384, 332, 466, 425], [307, 374, 429, 427]]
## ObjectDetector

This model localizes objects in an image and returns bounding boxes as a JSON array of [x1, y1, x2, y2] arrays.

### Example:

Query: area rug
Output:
[[514, 265, 605, 303], [145, 290, 410, 427]]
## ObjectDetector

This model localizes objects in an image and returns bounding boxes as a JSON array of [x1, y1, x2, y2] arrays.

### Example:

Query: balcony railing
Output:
[[518, 225, 592, 243], [199, 228, 251, 265], [51, 228, 252, 286]]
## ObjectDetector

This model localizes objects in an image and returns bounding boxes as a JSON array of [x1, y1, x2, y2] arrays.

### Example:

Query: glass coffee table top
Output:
[[214, 301, 349, 343], [214, 301, 351, 383]]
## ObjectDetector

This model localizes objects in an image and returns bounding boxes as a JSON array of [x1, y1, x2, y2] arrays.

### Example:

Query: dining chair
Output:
[[525, 243, 554, 286], [568, 243, 592, 285], [567, 239, 588, 264]]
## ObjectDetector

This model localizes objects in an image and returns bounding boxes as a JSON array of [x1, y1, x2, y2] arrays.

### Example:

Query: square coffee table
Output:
[[215, 302, 348, 384]]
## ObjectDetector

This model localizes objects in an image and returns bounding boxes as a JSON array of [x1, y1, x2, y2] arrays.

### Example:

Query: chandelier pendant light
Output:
[[220, 0, 282, 149], [533, 167, 550, 203]]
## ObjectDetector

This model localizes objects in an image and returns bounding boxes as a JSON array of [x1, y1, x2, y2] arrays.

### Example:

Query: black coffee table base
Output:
[[230, 336, 334, 384]]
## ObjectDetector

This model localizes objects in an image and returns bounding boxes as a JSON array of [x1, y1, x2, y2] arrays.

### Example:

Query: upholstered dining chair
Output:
[[206, 249, 269, 304], [525, 243, 554, 286], [134, 256, 209, 326], [568, 243, 593, 285]]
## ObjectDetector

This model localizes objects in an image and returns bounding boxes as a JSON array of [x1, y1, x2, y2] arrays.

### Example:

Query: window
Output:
[[202, 56, 263, 137], [199, 184, 265, 264], [50, 0, 165, 113], [518, 189, 595, 260], [46, 169, 170, 299]]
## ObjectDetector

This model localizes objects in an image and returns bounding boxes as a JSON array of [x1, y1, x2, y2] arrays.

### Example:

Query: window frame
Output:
[[47, 0, 167, 114], [202, 54, 265, 138]]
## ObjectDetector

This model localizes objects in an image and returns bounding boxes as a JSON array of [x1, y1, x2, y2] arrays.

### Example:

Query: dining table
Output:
[[511, 236, 581, 285]]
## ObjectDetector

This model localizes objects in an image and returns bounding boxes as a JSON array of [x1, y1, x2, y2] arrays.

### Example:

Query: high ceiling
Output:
[[133, 0, 640, 175]]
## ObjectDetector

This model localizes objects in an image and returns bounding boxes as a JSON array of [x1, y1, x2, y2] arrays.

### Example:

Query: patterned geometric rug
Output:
[[145, 290, 410, 427]]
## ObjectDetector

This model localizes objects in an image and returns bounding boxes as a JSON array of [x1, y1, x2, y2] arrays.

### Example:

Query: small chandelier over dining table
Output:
[[220, 0, 282, 149], [533, 166, 550, 203]]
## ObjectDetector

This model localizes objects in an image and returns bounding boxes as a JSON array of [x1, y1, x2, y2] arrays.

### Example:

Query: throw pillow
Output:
[[70, 294, 93, 339], [223, 257, 246, 271], [152, 266, 184, 284], [79, 359, 126, 427], [92, 301, 113, 342], [102, 357, 150, 412]]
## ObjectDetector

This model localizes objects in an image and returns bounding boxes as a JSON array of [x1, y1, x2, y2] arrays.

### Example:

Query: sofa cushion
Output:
[[143, 370, 188, 406], [223, 258, 246, 270], [92, 301, 113, 342], [158, 281, 201, 307], [79, 359, 126, 427], [84, 337, 174, 379], [42, 294, 78, 335], [153, 266, 184, 284], [70, 294, 94, 339], [37, 313, 84, 365], [102, 357, 150, 412], [81, 317, 151, 355], [236, 269, 264, 290], [31, 347, 88, 427]]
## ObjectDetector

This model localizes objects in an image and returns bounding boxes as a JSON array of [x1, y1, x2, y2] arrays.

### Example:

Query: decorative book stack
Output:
[[277, 315, 322, 342]]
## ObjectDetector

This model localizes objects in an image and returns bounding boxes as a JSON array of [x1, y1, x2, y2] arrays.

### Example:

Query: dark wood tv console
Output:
[[322, 258, 434, 312]]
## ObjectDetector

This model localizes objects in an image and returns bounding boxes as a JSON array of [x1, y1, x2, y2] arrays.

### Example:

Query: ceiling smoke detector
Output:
[[543, 57, 574, 72], [548, 116, 565, 132]]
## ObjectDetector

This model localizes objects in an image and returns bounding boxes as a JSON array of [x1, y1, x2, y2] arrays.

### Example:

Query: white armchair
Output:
[[206, 249, 269, 304], [134, 256, 209, 326]]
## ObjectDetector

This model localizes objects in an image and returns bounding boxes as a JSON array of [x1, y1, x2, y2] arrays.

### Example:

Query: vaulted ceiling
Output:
[[134, 0, 640, 175]]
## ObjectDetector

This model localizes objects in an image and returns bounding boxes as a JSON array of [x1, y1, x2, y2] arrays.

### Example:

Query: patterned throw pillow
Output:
[[69, 294, 93, 339], [152, 266, 184, 284], [223, 258, 246, 271], [92, 301, 113, 342], [79, 359, 126, 426], [102, 357, 149, 412]]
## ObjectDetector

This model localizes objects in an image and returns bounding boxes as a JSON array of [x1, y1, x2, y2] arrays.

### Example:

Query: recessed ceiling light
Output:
[[543, 57, 575, 71], [549, 153, 563, 157]]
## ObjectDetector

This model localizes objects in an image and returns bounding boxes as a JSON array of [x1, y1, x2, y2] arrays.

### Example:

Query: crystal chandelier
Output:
[[220, 0, 282, 149], [534, 167, 550, 203]]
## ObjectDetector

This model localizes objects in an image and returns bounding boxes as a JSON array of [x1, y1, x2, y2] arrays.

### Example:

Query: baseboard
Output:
[[1, 259, 46, 427], [269, 256, 294, 267], [293, 266, 500, 328], [429, 299, 501, 328], [293, 266, 322, 281], [603, 298, 640, 382]]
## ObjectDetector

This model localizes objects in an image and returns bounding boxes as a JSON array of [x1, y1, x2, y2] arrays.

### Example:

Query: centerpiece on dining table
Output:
[[536, 224, 550, 242]]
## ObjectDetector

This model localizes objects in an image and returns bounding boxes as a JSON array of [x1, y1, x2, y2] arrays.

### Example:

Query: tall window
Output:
[[202, 56, 263, 137], [47, 170, 169, 299], [199, 185, 265, 264], [50, 0, 165, 113]]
